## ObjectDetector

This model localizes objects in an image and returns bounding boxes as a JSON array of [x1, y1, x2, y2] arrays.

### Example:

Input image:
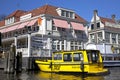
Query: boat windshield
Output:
[[87, 50, 99, 63]]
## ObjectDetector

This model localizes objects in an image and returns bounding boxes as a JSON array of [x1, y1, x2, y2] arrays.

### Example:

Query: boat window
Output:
[[54, 53, 62, 60], [73, 53, 83, 61], [87, 50, 99, 63], [64, 53, 72, 61]]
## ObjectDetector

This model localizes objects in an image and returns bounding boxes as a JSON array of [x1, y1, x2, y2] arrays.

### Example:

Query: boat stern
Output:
[[88, 68, 109, 75]]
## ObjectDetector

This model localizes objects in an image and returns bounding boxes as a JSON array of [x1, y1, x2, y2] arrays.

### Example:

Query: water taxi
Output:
[[35, 50, 108, 74]]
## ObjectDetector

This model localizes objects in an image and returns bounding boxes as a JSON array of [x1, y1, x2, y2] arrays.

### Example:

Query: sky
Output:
[[0, 0, 120, 21]]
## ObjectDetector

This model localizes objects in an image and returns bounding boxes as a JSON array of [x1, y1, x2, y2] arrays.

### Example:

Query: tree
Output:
[[0, 14, 6, 21]]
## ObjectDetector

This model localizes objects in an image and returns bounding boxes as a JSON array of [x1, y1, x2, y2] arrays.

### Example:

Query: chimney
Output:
[[111, 14, 115, 21], [94, 10, 98, 16]]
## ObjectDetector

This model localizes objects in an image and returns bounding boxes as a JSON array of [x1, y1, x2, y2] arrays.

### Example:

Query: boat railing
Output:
[[102, 54, 120, 61]]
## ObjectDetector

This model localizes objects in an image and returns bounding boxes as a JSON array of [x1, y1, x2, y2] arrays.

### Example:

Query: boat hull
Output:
[[35, 60, 108, 74]]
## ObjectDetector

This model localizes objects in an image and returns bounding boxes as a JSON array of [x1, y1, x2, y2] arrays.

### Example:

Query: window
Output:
[[57, 41, 60, 50], [97, 32, 102, 43], [118, 34, 120, 44], [97, 23, 100, 28], [22, 29, 25, 34], [112, 33, 116, 44], [75, 30, 81, 34], [62, 40, 64, 50], [105, 32, 110, 43], [91, 24, 94, 30], [73, 53, 83, 61], [52, 26, 57, 31], [61, 10, 74, 19], [64, 53, 72, 61], [66, 11, 69, 17], [57, 27, 61, 31], [61, 10, 66, 17], [90, 34, 95, 42], [5, 17, 14, 25], [36, 26, 39, 31], [54, 53, 62, 60], [62, 28, 65, 31], [97, 32, 102, 38], [57, 45, 60, 50], [70, 12, 73, 18]]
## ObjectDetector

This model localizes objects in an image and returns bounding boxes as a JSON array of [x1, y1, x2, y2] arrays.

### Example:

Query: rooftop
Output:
[[0, 4, 87, 27]]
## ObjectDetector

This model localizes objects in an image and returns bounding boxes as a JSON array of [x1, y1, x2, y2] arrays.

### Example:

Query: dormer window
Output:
[[56, 8, 75, 19], [91, 22, 100, 30], [20, 13, 32, 21], [5, 17, 14, 25], [61, 10, 66, 17]]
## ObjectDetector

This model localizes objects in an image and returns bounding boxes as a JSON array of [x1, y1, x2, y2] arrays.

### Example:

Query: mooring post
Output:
[[4, 52, 8, 72], [5, 44, 16, 73], [16, 52, 22, 72]]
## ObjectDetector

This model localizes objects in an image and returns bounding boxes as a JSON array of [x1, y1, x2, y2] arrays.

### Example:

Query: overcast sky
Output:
[[0, 0, 120, 21]]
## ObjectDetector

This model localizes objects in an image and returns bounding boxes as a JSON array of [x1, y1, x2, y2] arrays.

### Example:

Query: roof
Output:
[[6, 10, 26, 19], [0, 4, 87, 27], [0, 20, 5, 27], [24, 4, 87, 23], [30, 4, 59, 17], [100, 17, 116, 24]]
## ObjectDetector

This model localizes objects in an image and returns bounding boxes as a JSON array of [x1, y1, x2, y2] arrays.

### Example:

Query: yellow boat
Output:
[[35, 50, 108, 74]]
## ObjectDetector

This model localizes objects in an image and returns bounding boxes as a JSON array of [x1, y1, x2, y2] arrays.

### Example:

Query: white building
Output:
[[88, 10, 120, 54], [0, 5, 88, 58]]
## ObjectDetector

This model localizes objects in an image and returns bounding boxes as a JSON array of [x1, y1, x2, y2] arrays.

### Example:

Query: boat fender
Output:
[[81, 60, 84, 72], [49, 62, 52, 68]]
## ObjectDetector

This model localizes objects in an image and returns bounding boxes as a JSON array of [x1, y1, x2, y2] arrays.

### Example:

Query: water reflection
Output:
[[36, 72, 104, 80], [1, 67, 120, 80]]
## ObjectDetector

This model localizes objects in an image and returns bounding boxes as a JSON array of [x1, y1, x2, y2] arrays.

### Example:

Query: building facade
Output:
[[88, 10, 120, 54], [0, 5, 88, 58]]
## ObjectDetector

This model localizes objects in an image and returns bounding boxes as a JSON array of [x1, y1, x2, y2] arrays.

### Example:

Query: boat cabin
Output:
[[35, 50, 108, 74]]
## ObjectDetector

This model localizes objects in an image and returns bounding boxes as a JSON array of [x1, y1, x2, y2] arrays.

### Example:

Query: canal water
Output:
[[0, 67, 120, 80]]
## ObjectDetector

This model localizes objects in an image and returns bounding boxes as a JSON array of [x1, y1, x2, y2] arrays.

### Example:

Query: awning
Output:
[[0, 19, 38, 33], [4, 24, 19, 33], [27, 19, 38, 26], [17, 21, 29, 29], [0, 28, 6, 33], [53, 19, 69, 28], [71, 22, 84, 31], [17, 19, 38, 29]]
